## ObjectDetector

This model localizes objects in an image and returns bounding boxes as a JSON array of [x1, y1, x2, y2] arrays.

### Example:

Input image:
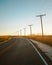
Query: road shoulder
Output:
[[30, 39, 52, 65]]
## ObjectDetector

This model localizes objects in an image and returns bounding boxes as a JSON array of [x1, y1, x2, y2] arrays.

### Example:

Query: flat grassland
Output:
[[25, 35, 52, 47], [0, 35, 52, 47], [0, 36, 9, 43]]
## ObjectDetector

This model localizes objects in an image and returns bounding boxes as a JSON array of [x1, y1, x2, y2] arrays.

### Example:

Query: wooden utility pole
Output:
[[23, 28, 26, 36], [36, 14, 46, 36], [28, 25, 33, 35], [20, 29, 22, 36]]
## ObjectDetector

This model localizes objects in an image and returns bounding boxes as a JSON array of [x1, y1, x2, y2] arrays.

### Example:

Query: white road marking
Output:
[[26, 39, 48, 65], [31, 39, 52, 60]]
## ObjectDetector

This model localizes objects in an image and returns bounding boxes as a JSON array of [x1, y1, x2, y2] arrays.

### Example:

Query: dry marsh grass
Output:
[[0, 35, 52, 47], [0, 36, 9, 42], [25, 35, 52, 47]]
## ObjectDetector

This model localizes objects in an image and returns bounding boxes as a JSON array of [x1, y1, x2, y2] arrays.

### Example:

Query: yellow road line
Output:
[[0, 41, 16, 56]]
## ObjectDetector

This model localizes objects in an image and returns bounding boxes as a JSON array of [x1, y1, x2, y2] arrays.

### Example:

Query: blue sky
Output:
[[0, 0, 52, 35]]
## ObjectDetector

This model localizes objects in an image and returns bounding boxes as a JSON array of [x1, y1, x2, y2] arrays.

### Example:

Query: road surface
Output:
[[0, 37, 50, 65]]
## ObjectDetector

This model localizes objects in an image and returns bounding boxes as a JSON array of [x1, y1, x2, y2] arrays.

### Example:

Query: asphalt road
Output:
[[0, 37, 49, 65]]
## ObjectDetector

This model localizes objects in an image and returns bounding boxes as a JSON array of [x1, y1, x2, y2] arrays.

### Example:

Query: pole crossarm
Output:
[[36, 14, 46, 17]]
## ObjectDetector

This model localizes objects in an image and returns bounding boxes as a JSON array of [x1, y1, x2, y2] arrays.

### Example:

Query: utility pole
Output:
[[20, 29, 22, 36], [28, 25, 33, 35], [23, 28, 26, 36], [36, 14, 46, 36], [17, 31, 19, 36]]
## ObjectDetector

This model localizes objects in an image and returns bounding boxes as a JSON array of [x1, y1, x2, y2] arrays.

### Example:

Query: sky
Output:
[[0, 0, 52, 35]]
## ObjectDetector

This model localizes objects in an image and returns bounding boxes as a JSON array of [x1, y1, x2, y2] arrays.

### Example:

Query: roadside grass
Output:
[[0, 36, 9, 43], [0, 35, 52, 47], [25, 35, 52, 47]]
